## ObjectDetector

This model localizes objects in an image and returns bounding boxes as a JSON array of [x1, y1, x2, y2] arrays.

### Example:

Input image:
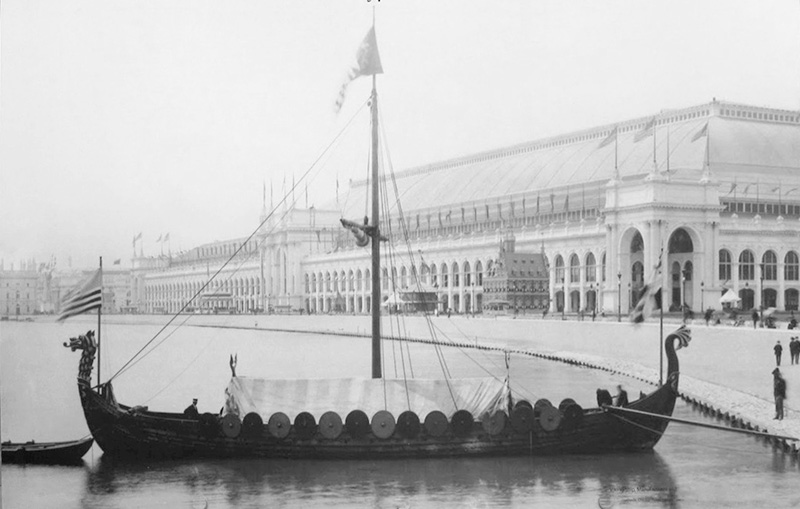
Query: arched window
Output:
[[463, 261, 472, 286], [669, 228, 694, 253], [452, 262, 460, 287], [586, 253, 597, 282], [739, 250, 755, 280], [601, 252, 607, 282], [762, 251, 777, 281], [569, 254, 580, 282], [786, 251, 799, 281], [440, 263, 449, 287], [719, 249, 732, 281], [630, 232, 644, 253], [555, 255, 565, 282], [476, 261, 484, 286]]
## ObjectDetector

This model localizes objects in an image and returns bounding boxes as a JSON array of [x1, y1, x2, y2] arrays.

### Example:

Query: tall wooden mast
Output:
[[370, 74, 381, 379]]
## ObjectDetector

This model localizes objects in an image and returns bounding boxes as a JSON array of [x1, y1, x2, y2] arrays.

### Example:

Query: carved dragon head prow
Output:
[[664, 325, 691, 390], [63, 330, 97, 383]]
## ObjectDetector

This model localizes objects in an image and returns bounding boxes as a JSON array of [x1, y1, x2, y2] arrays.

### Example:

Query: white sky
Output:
[[2, 0, 799, 269]]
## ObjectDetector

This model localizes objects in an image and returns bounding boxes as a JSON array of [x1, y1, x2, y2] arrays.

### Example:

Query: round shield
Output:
[[267, 412, 291, 439], [319, 411, 343, 440], [561, 403, 584, 429], [199, 412, 219, 438], [538, 405, 562, 432], [450, 410, 474, 437], [533, 398, 553, 415], [241, 412, 263, 438], [294, 412, 317, 440], [510, 405, 535, 433], [396, 411, 421, 439], [221, 413, 242, 438], [514, 400, 533, 410], [371, 410, 396, 439], [345, 410, 370, 439], [424, 410, 449, 437], [481, 411, 507, 436], [558, 398, 577, 412]]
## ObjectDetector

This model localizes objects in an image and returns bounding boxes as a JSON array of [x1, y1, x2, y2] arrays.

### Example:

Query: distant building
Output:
[[483, 232, 550, 314], [127, 100, 800, 317], [0, 270, 39, 316]]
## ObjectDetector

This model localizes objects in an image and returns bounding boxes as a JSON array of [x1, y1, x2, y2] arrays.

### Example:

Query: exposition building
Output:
[[131, 100, 800, 318]]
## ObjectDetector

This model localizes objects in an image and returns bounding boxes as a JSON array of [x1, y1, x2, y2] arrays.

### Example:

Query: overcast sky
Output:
[[2, 0, 799, 270]]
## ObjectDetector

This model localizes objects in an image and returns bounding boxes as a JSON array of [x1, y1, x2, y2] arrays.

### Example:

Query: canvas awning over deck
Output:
[[224, 377, 509, 421]]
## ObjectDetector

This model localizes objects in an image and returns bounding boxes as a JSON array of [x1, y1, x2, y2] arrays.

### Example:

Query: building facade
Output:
[[129, 100, 800, 318]]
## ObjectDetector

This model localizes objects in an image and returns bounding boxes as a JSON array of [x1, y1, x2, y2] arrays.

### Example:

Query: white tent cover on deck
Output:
[[224, 377, 509, 421]]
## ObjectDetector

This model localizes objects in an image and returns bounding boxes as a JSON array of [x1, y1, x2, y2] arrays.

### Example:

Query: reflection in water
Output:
[[83, 452, 678, 508]]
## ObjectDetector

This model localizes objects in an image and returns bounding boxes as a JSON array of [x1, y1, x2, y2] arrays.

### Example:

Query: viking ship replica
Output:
[[63, 24, 688, 460]]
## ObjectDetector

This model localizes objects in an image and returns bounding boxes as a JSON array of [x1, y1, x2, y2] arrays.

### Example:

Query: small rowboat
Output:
[[2, 437, 93, 465]]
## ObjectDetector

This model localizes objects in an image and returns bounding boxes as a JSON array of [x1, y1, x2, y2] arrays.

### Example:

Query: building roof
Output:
[[339, 101, 800, 218]]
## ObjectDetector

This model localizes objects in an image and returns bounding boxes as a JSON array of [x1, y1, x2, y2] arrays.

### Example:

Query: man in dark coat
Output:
[[596, 388, 613, 407], [752, 310, 760, 329], [615, 385, 629, 407], [774, 341, 783, 366], [773, 368, 786, 420], [791, 337, 799, 365], [184, 398, 199, 419]]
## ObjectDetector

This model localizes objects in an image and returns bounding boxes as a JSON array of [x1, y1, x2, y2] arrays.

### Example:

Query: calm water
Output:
[[2, 319, 799, 508]]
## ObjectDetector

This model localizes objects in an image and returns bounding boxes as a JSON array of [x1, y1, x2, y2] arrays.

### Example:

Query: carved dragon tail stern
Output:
[[664, 325, 691, 390], [63, 330, 97, 384]]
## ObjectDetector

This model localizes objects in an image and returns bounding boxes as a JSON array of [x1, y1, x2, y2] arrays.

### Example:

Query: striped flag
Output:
[[598, 126, 618, 148], [691, 122, 708, 142], [57, 269, 102, 322], [630, 251, 664, 324], [633, 117, 656, 143]]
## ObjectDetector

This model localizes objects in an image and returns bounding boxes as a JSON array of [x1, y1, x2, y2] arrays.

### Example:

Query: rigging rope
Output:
[[108, 99, 370, 383]]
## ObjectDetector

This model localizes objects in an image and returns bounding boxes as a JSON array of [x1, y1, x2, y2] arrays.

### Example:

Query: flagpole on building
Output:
[[98, 256, 103, 386]]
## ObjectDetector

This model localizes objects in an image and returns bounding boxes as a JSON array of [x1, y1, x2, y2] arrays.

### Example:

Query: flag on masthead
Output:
[[335, 26, 384, 112], [57, 269, 102, 322]]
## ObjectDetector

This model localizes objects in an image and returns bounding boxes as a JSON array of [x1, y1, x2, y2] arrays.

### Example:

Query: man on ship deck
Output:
[[184, 398, 199, 419]]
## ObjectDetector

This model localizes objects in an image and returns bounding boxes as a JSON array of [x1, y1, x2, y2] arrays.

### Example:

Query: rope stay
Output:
[[108, 99, 370, 383]]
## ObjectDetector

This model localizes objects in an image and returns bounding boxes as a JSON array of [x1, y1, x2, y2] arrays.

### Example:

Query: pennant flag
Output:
[[786, 187, 799, 196], [726, 183, 737, 195], [564, 194, 569, 212], [598, 126, 618, 148], [335, 26, 384, 112], [741, 183, 753, 195], [633, 117, 656, 143], [550, 193, 555, 212], [630, 252, 664, 324], [691, 122, 708, 142], [58, 269, 102, 321], [164, 233, 170, 242], [156, 234, 162, 242], [536, 193, 540, 215]]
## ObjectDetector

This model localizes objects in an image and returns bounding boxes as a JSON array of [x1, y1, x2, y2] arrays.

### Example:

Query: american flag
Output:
[[57, 269, 102, 322]]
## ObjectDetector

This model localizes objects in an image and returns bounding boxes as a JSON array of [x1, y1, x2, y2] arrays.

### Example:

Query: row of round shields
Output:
[[208, 398, 583, 440]]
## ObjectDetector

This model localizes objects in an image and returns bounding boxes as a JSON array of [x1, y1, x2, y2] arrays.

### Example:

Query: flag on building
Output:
[[630, 252, 664, 324], [156, 234, 162, 242], [57, 269, 102, 322], [164, 233, 170, 242], [598, 126, 618, 148], [691, 122, 708, 142], [335, 26, 384, 112], [633, 117, 656, 143]]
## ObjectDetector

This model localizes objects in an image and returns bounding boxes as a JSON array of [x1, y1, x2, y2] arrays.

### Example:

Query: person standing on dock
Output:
[[774, 341, 783, 366], [752, 310, 760, 329], [790, 337, 799, 365], [773, 369, 786, 420]]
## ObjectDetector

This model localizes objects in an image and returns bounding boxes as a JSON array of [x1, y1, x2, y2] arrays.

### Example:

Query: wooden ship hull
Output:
[[67, 330, 683, 461], [1, 437, 94, 465]]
